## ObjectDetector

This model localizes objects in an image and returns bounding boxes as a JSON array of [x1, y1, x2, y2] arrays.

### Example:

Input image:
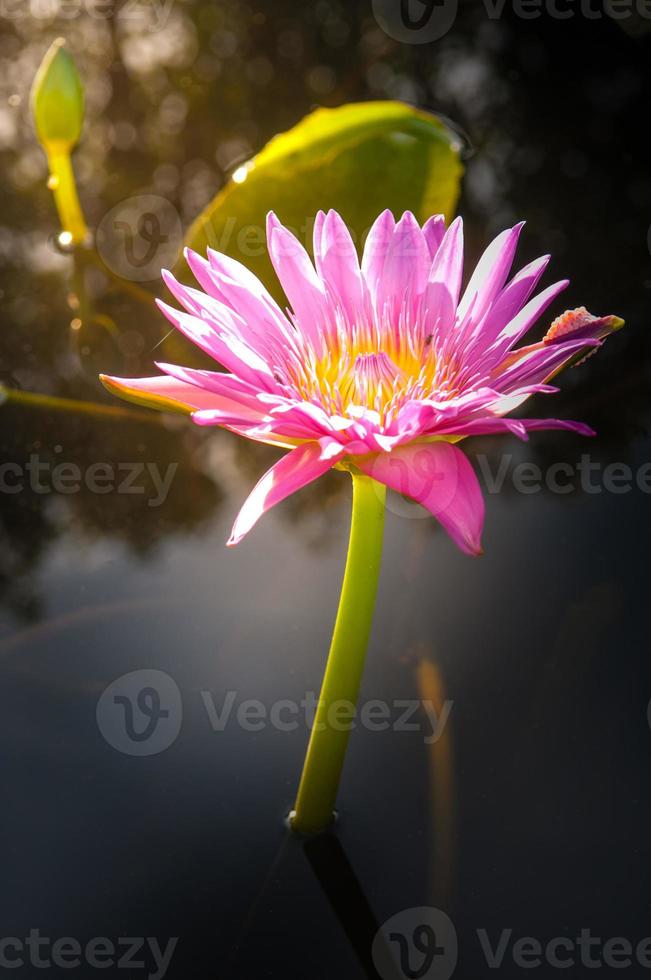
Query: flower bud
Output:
[[31, 38, 84, 152]]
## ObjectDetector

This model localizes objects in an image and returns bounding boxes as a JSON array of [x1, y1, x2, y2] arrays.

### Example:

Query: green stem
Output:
[[291, 472, 386, 835], [0, 385, 161, 423], [46, 148, 88, 245]]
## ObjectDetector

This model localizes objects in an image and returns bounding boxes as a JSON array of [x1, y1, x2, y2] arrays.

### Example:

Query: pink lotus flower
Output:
[[101, 210, 623, 555]]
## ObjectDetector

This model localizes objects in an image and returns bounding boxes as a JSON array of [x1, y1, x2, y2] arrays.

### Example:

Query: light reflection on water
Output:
[[1, 1, 650, 977]]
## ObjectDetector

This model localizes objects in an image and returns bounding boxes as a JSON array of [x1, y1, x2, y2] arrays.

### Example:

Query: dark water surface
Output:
[[1, 2, 650, 978]]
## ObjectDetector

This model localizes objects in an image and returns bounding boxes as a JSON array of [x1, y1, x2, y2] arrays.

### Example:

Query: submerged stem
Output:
[[291, 473, 386, 835]]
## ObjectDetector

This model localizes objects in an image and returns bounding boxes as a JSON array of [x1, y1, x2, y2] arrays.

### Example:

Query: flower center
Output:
[[351, 351, 402, 406], [280, 323, 456, 422]]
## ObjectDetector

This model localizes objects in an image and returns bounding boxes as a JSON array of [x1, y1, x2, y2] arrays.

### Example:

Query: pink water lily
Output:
[[101, 210, 623, 555]]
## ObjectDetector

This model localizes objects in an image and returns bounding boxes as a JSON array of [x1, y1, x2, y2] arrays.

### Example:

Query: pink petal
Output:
[[269, 399, 347, 438], [161, 269, 218, 319], [356, 441, 484, 556], [486, 279, 570, 364], [423, 216, 464, 340], [456, 223, 525, 327], [408, 385, 556, 439], [422, 214, 446, 258], [161, 267, 291, 365], [479, 384, 557, 417], [377, 211, 430, 320], [227, 439, 344, 545], [190, 414, 306, 449], [203, 249, 296, 346], [155, 362, 275, 416], [181, 250, 293, 360], [191, 411, 323, 446], [312, 209, 326, 260], [361, 209, 395, 300], [99, 373, 257, 417], [315, 209, 365, 323], [434, 415, 594, 440], [266, 212, 327, 350], [492, 336, 601, 391], [518, 418, 596, 436], [155, 299, 276, 391], [183, 248, 223, 298], [475, 254, 551, 349], [390, 388, 503, 439]]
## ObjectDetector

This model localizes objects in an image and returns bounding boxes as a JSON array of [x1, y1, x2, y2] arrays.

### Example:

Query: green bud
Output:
[[30, 38, 84, 152]]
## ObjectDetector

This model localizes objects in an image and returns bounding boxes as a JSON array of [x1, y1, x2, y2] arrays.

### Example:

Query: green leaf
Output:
[[178, 100, 464, 304]]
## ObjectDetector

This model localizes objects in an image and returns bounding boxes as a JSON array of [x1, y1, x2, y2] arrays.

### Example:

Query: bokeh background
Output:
[[1, 1, 650, 977]]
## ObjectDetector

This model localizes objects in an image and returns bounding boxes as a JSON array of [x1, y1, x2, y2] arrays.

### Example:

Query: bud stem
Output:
[[46, 148, 88, 245]]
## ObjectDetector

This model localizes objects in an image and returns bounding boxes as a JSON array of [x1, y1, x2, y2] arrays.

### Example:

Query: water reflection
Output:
[[230, 832, 385, 978], [303, 833, 383, 979], [0, 401, 221, 621]]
